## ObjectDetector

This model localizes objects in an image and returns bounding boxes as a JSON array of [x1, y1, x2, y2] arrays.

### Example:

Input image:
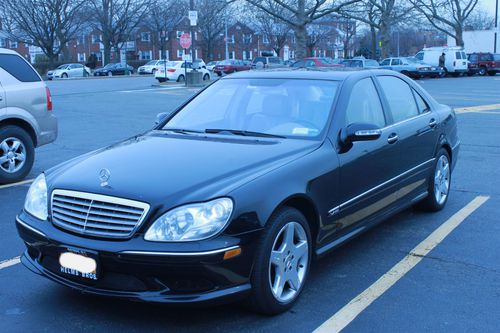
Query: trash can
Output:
[[186, 71, 203, 86]]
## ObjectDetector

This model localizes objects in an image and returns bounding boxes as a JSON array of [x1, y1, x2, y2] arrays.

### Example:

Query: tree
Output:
[[255, 12, 292, 56], [464, 7, 495, 30], [245, 0, 361, 59], [306, 23, 332, 56], [87, 0, 151, 65], [146, 0, 187, 60], [339, 0, 414, 58], [0, 0, 86, 65], [197, 0, 231, 61], [411, 0, 479, 47]]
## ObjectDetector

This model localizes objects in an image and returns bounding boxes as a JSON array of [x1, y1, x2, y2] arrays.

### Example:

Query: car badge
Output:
[[99, 168, 111, 187]]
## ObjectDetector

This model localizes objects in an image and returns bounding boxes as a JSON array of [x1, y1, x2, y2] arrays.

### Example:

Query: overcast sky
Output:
[[479, 0, 497, 13]]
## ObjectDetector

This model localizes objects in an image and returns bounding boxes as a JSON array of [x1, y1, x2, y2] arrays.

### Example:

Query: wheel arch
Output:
[[0, 117, 37, 146], [273, 194, 321, 248]]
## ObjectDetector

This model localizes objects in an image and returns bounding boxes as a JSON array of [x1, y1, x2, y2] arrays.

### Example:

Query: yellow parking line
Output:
[[0, 256, 21, 270], [314, 195, 489, 333], [455, 104, 500, 113], [0, 179, 34, 190]]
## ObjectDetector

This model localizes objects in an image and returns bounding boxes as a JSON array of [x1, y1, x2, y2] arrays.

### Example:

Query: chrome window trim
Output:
[[120, 245, 239, 257], [328, 158, 435, 216], [16, 216, 47, 238], [50, 189, 150, 239]]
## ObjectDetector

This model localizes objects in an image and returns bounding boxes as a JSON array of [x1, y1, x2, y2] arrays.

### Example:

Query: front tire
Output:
[[247, 207, 312, 315], [418, 148, 451, 211], [0, 125, 35, 184], [61, 73, 68, 78]]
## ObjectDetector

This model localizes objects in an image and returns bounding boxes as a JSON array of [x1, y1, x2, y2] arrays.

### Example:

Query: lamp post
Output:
[[225, 17, 229, 60], [495, 0, 498, 53]]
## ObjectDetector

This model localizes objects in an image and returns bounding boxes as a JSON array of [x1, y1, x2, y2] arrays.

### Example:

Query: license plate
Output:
[[59, 250, 98, 280]]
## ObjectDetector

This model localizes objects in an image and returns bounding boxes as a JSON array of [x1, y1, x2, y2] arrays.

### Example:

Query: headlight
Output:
[[144, 198, 233, 242], [24, 173, 48, 220]]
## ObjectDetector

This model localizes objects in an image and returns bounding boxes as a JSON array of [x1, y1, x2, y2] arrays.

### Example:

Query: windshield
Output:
[[145, 60, 157, 65], [103, 63, 115, 68], [57, 65, 69, 69], [163, 78, 339, 138]]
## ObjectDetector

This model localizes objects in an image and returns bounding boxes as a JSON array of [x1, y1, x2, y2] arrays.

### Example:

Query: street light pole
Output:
[[495, 0, 498, 53], [225, 17, 229, 60], [190, 0, 195, 61]]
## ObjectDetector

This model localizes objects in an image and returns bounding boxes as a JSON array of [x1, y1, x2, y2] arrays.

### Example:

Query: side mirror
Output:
[[155, 112, 169, 126], [340, 123, 382, 146]]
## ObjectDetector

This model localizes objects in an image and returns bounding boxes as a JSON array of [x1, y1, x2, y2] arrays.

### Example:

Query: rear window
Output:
[[0, 54, 41, 82]]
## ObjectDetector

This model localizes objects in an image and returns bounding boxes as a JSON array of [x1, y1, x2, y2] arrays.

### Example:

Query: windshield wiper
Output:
[[204, 128, 285, 138], [160, 128, 205, 135]]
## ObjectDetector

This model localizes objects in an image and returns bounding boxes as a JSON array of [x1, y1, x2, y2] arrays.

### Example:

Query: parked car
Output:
[[0, 48, 57, 183], [251, 56, 285, 69], [154, 61, 211, 82], [193, 59, 207, 69], [47, 63, 91, 80], [138, 60, 165, 75], [214, 59, 252, 76], [206, 61, 219, 71], [93, 63, 134, 76], [291, 57, 344, 68], [467, 52, 500, 76], [17, 69, 458, 315], [341, 57, 380, 69], [415, 47, 468, 76], [379, 57, 443, 78]]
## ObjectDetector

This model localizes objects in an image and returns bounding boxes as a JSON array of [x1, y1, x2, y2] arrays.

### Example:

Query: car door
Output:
[[325, 76, 403, 238], [375, 74, 439, 201], [0, 80, 6, 111], [391, 58, 403, 71]]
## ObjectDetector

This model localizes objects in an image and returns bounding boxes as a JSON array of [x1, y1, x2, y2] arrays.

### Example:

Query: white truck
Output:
[[415, 47, 468, 76]]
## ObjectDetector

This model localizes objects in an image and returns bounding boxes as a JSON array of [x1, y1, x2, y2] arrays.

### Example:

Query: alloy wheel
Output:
[[0, 137, 27, 173], [268, 222, 309, 303], [434, 155, 450, 205]]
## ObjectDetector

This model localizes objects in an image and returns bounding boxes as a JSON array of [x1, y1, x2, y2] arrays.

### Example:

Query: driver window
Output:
[[345, 78, 386, 128]]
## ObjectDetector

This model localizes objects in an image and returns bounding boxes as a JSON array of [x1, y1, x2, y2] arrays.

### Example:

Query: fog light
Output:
[[223, 247, 241, 260]]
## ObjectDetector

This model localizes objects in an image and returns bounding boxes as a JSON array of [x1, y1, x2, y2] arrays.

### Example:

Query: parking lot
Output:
[[1, 74, 499, 332]]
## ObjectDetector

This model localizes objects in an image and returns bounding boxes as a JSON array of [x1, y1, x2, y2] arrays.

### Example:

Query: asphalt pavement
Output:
[[0, 74, 499, 332]]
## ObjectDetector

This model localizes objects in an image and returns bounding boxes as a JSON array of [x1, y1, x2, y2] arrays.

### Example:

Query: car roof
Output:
[[0, 48, 20, 55], [221, 69, 396, 81]]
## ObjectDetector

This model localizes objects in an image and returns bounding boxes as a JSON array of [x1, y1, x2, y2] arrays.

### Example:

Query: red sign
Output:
[[179, 33, 192, 49]]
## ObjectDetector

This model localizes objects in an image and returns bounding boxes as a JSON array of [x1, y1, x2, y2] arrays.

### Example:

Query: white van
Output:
[[415, 47, 468, 76]]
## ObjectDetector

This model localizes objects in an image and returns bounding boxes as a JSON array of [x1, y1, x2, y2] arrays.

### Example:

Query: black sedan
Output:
[[17, 70, 459, 314], [93, 63, 134, 76]]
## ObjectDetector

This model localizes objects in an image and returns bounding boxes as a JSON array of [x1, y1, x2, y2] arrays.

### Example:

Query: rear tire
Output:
[[177, 75, 185, 82], [478, 67, 487, 76], [417, 148, 451, 212], [247, 207, 312, 315], [0, 125, 35, 184]]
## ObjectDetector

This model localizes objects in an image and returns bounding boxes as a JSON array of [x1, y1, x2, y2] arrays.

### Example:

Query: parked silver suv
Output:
[[0, 48, 57, 183]]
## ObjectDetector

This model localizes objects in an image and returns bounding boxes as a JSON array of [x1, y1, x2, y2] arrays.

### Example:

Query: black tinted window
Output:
[[0, 54, 41, 82], [469, 54, 478, 62], [345, 78, 385, 128], [479, 54, 492, 61], [378, 76, 419, 123], [413, 90, 429, 113]]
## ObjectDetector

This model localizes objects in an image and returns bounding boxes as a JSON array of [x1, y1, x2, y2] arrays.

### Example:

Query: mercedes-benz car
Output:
[[16, 70, 459, 314]]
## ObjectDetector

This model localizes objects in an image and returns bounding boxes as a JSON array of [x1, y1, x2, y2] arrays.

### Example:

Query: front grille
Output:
[[51, 190, 150, 239]]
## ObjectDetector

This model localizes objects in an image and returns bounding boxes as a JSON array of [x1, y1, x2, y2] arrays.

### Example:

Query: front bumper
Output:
[[16, 212, 259, 304]]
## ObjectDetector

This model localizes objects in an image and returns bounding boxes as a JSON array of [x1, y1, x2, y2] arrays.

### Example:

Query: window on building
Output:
[[243, 34, 252, 44], [176, 31, 184, 38], [78, 53, 86, 62], [141, 32, 151, 42], [262, 35, 269, 44], [9, 40, 18, 49], [194, 32, 198, 40], [77, 36, 84, 45], [230, 35, 235, 43], [159, 49, 169, 60], [91, 35, 99, 44], [177, 49, 184, 58], [0, 39, 7, 48], [139, 50, 152, 60]]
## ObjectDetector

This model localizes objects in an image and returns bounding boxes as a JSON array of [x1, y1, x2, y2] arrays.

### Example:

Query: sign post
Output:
[[179, 33, 192, 86]]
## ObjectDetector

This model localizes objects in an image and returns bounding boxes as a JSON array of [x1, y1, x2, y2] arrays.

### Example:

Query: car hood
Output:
[[46, 132, 322, 208]]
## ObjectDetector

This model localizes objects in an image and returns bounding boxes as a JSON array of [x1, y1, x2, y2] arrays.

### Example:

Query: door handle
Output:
[[429, 118, 437, 128], [387, 133, 398, 144]]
